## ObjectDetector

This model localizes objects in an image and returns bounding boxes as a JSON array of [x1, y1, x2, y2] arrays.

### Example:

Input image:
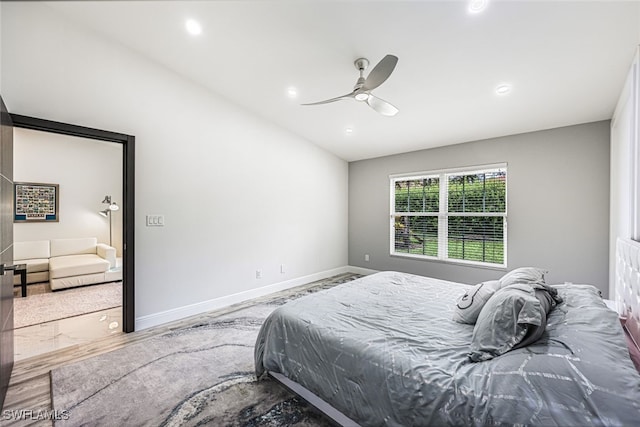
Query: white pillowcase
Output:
[[452, 280, 501, 324]]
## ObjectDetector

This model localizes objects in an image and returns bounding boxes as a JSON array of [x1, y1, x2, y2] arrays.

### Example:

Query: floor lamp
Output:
[[99, 195, 119, 246]]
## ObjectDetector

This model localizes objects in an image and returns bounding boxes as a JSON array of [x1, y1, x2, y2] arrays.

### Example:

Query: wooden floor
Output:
[[1, 274, 358, 427]]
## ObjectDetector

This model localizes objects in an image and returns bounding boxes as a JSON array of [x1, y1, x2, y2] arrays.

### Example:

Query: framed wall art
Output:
[[14, 182, 59, 222]]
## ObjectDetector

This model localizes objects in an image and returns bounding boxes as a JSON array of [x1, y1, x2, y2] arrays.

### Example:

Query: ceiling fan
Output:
[[302, 54, 399, 117]]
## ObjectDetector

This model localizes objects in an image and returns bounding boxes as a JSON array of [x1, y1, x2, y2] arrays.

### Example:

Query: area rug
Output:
[[14, 282, 122, 328], [50, 273, 363, 427]]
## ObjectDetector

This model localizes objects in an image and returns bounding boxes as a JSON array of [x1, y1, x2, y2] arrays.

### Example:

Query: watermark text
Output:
[[2, 409, 70, 421]]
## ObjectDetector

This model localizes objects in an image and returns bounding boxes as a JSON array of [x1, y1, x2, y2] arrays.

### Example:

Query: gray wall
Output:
[[349, 121, 611, 296]]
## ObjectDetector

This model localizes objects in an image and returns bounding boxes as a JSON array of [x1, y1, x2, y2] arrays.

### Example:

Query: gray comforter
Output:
[[255, 271, 640, 426]]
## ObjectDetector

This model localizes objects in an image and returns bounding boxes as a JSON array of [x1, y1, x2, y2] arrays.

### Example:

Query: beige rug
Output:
[[14, 282, 122, 328]]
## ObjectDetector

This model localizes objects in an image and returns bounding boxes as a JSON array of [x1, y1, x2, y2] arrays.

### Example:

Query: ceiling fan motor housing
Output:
[[354, 57, 370, 71]]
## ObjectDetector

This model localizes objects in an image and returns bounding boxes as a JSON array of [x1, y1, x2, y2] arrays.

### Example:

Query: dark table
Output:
[[12, 264, 28, 297]]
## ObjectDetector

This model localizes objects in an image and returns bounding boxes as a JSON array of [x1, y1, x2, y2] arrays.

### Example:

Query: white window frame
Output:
[[389, 163, 507, 268]]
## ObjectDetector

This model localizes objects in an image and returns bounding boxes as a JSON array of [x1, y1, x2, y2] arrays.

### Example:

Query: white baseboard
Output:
[[135, 265, 372, 331], [348, 265, 379, 275]]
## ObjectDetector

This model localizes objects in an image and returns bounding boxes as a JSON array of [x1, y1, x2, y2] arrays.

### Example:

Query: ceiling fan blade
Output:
[[301, 92, 354, 106], [366, 94, 399, 117], [362, 54, 398, 91]]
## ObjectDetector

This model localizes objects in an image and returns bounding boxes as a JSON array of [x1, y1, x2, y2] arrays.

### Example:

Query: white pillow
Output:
[[452, 280, 501, 324]]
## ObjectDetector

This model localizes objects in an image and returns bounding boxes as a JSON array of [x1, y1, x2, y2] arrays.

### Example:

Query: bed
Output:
[[255, 241, 640, 426]]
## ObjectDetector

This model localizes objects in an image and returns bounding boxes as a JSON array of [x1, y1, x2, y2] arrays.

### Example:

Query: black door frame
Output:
[[10, 114, 135, 333]]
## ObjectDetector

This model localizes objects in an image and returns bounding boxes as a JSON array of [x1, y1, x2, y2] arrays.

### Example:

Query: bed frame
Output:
[[266, 241, 640, 426], [268, 372, 359, 427], [615, 238, 640, 369]]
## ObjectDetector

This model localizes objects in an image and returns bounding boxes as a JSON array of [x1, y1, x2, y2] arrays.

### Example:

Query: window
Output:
[[390, 164, 507, 267]]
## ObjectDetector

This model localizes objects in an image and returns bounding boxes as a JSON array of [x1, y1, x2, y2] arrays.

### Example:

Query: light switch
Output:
[[146, 215, 165, 227]]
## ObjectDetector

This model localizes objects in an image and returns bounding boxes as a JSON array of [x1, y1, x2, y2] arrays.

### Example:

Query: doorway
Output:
[[12, 129, 122, 359], [10, 115, 135, 334]]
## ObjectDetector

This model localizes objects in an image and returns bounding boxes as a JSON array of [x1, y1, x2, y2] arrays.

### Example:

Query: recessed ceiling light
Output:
[[345, 128, 354, 134], [185, 19, 202, 36], [287, 87, 298, 98], [468, 0, 489, 14], [495, 83, 512, 95]]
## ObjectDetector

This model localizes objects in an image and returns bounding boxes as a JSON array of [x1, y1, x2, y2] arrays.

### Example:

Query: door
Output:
[[0, 95, 14, 409]]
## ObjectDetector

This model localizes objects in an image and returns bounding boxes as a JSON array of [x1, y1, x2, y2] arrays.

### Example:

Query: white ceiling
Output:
[[47, 1, 640, 161]]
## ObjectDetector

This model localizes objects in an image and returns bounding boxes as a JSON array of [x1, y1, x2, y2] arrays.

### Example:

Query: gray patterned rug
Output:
[[51, 274, 363, 426]]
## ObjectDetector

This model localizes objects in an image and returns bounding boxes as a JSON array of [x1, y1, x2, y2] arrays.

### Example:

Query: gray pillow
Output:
[[514, 289, 553, 349], [452, 280, 500, 324], [499, 267, 547, 288], [468, 283, 542, 362]]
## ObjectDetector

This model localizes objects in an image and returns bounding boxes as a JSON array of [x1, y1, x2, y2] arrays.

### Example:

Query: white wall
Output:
[[1, 3, 348, 326], [13, 128, 122, 254], [350, 122, 611, 296]]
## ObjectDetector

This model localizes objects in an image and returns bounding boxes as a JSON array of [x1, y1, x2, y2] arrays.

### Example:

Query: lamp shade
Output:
[[109, 202, 120, 211], [98, 209, 109, 217]]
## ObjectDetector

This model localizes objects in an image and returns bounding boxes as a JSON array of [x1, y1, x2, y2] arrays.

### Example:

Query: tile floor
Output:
[[13, 307, 122, 362]]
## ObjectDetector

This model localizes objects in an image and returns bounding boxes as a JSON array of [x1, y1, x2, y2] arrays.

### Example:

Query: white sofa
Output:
[[14, 238, 118, 291]]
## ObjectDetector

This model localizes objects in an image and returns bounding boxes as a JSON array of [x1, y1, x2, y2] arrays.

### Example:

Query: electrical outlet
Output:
[[364, 254, 370, 262], [256, 270, 262, 279]]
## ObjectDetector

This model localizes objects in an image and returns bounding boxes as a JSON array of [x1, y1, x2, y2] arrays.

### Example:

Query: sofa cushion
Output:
[[14, 240, 50, 260], [50, 273, 107, 291], [50, 238, 97, 257], [49, 254, 110, 279], [23, 258, 49, 273]]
